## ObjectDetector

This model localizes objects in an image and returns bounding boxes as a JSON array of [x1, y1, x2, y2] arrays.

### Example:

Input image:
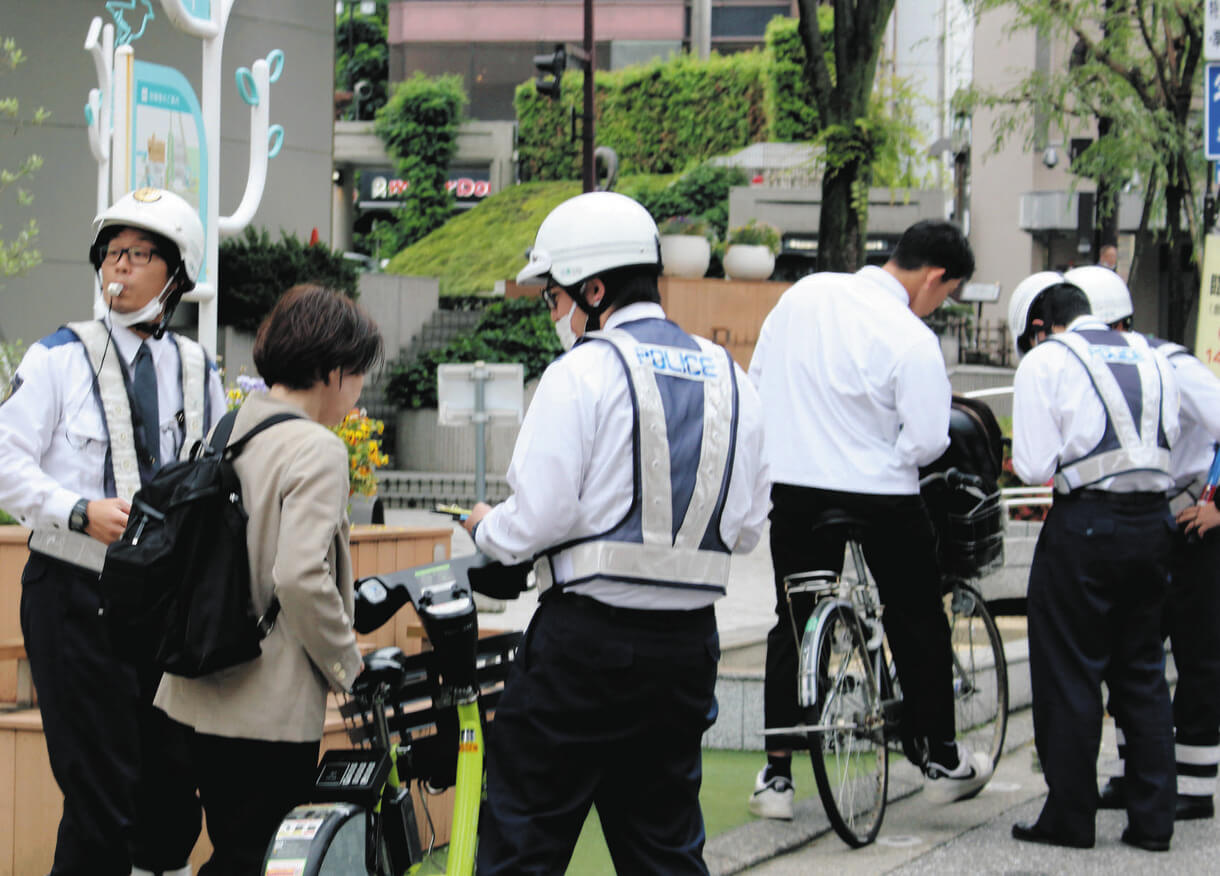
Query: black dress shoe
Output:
[[1098, 777, 1125, 810], [1120, 827, 1170, 852], [1176, 795, 1215, 821], [1011, 821, 1094, 849]]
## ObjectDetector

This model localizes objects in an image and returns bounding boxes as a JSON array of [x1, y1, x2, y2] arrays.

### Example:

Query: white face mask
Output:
[[101, 279, 171, 329], [554, 300, 581, 351]]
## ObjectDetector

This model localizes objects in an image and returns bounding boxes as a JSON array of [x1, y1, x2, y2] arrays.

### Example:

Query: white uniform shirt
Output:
[[1012, 316, 1180, 492], [0, 316, 226, 530], [748, 265, 951, 495], [473, 302, 771, 610], [1162, 348, 1220, 486]]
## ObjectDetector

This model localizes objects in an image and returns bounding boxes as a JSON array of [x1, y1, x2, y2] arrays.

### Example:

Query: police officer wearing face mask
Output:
[[461, 192, 770, 873], [0, 188, 225, 876], [1066, 265, 1220, 824], [1009, 278, 1180, 852]]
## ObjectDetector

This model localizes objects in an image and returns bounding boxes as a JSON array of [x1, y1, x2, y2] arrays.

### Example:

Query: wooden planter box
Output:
[[0, 523, 452, 876]]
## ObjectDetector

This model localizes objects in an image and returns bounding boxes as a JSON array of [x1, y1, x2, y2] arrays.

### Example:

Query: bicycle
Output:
[[769, 468, 1009, 848], [261, 552, 525, 876]]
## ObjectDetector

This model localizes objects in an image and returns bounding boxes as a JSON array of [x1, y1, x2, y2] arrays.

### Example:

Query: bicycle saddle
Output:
[[810, 510, 870, 540]]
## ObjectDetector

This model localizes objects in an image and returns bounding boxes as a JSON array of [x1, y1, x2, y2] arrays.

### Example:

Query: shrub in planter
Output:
[[218, 227, 360, 333], [385, 297, 561, 410], [726, 219, 781, 254]]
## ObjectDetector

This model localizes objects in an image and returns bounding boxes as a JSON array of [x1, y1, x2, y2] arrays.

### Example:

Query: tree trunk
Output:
[[818, 162, 864, 272]]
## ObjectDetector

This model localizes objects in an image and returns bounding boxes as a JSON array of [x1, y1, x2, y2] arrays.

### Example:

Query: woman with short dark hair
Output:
[[155, 284, 383, 874]]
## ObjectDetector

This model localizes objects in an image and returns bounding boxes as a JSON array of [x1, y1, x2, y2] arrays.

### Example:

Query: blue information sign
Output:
[[1207, 63, 1220, 160]]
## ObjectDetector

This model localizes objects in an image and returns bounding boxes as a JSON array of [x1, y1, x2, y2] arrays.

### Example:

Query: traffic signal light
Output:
[[534, 44, 566, 100]]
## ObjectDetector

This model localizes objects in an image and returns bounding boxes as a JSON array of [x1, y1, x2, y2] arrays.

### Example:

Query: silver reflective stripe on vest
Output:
[[171, 334, 207, 454], [596, 329, 674, 545], [534, 541, 731, 593], [676, 336, 734, 549], [1049, 331, 1170, 493], [69, 321, 142, 502]]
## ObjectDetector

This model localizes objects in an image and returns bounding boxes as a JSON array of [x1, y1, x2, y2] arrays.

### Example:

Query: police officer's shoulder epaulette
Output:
[[38, 326, 82, 349]]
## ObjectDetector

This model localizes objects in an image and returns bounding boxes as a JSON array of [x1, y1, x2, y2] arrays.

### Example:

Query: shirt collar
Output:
[[857, 265, 910, 307], [604, 301, 665, 329], [99, 315, 170, 367], [1066, 315, 1108, 333]]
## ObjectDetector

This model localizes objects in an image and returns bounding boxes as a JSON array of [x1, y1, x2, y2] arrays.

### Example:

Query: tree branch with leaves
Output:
[[1, 37, 48, 283]]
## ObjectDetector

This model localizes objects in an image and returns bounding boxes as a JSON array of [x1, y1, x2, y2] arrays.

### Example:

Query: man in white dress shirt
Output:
[[1009, 278, 1179, 851], [746, 220, 993, 820], [0, 188, 224, 875], [462, 192, 770, 873]]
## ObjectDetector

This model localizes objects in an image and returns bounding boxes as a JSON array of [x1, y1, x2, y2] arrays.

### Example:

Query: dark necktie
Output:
[[131, 342, 161, 480]]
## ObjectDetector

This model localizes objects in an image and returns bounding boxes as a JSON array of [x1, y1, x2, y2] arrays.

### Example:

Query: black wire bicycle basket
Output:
[[937, 484, 1005, 580]]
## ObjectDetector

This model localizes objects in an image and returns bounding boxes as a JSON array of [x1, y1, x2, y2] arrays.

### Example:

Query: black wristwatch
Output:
[[68, 498, 90, 534]]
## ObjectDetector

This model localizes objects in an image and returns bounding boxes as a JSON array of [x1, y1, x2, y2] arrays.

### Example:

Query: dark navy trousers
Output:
[[1028, 491, 1176, 844], [20, 553, 201, 875], [477, 593, 719, 874]]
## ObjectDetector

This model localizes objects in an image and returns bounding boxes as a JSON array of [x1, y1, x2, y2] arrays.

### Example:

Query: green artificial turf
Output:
[[564, 748, 821, 874]]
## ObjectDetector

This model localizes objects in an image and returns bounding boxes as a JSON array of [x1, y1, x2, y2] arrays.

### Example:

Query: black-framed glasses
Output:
[[541, 281, 562, 310], [95, 244, 162, 266]]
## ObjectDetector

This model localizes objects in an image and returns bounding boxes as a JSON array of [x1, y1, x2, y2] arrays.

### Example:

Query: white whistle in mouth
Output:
[[106, 282, 125, 297]]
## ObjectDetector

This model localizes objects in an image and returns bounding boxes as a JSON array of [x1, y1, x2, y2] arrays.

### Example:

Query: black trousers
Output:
[[1028, 492, 1176, 844], [477, 593, 719, 875], [1166, 527, 1220, 753], [190, 730, 319, 876], [20, 553, 201, 876], [763, 484, 956, 755]]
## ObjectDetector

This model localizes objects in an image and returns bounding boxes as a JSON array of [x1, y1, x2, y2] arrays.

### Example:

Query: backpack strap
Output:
[[207, 408, 304, 638]]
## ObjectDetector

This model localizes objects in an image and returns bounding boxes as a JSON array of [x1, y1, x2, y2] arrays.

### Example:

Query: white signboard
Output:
[[437, 363, 525, 427], [1208, 0, 1220, 61], [960, 282, 1001, 303]]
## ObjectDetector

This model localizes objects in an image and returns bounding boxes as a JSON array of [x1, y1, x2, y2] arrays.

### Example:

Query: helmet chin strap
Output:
[[570, 279, 611, 332]]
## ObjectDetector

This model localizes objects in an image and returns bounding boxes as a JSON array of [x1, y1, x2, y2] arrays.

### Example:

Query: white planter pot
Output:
[[659, 234, 712, 278], [723, 244, 776, 281]]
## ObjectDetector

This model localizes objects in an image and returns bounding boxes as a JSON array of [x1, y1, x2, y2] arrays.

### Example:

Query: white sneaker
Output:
[[748, 767, 795, 820], [923, 744, 993, 803]]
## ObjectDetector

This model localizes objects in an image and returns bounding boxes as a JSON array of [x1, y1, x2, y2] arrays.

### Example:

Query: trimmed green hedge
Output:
[[515, 15, 838, 181], [515, 52, 770, 180], [218, 228, 360, 333]]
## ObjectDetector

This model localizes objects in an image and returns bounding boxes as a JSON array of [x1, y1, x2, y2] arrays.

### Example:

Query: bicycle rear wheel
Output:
[[945, 581, 1008, 767], [803, 602, 889, 848]]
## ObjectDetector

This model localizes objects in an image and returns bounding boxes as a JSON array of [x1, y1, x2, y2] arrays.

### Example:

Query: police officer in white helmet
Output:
[[1008, 273, 1180, 850], [462, 191, 770, 873], [0, 188, 225, 875], [1066, 265, 1220, 823]]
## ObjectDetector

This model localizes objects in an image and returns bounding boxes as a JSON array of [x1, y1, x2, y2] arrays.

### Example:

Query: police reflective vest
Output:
[[533, 321, 740, 596], [67, 320, 209, 502], [1047, 327, 1172, 494]]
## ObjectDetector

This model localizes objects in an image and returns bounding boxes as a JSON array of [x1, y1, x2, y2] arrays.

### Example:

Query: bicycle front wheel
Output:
[[945, 581, 1008, 768], [803, 602, 889, 848]]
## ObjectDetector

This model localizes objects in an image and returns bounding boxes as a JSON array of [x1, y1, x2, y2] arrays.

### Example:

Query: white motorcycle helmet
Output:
[[90, 187, 205, 337], [1007, 270, 1064, 358], [90, 187, 204, 291], [1064, 265, 1133, 327], [517, 191, 660, 289]]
